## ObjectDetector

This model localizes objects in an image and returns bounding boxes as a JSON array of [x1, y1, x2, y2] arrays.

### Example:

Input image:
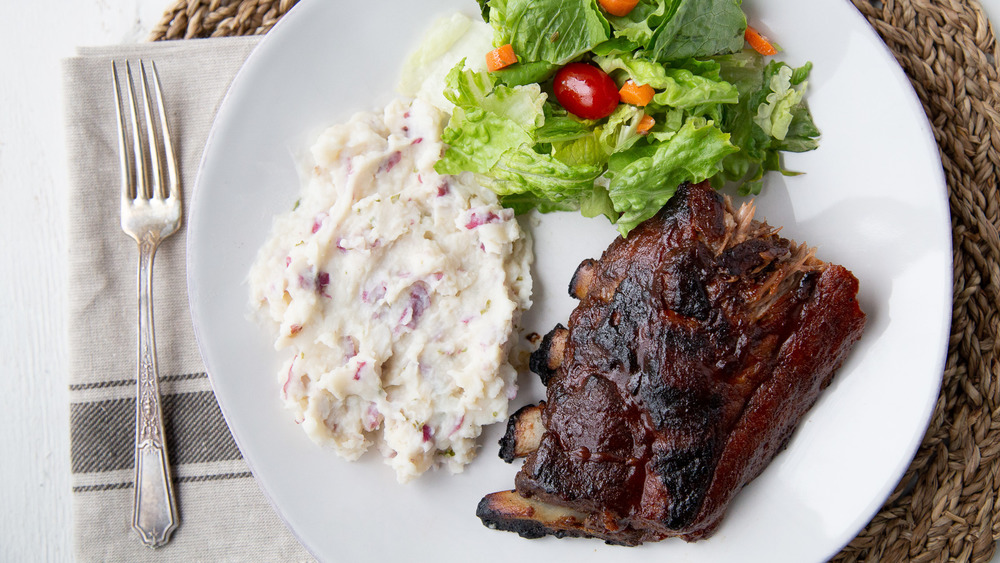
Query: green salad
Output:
[[432, 0, 819, 236]]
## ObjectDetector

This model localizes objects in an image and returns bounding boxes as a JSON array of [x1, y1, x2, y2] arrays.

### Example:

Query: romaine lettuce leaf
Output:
[[488, 0, 610, 64], [536, 124, 591, 147], [652, 68, 739, 109], [441, 60, 496, 107], [594, 53, 671, 86], [604, 0, 670, 47], [605, 0, 745, 61], [549, 104, 643, 168], [579, 183, 619, 222], [487, 146, 603, 201], [476, 0, 491, 21], [436, 62, 546, 176], [499, 192, 580, 215], [714, 54, 819, 195], [552, 134, 607, 167], [715, 48, 766, 92], [645, 0, 746, 62], [776, 104, 820, 153], [487, 0, 511, 45], [645, 107, 687, 141], [435, 107, 534, 175], [440, 62, 548, 132], [482, 83, 547, 130], [595, 104, 644, 155], [595, 54, 739, 110], [607, 117, 738, 235], [535, 102, 593, 144], [436, 59, 601, 209], [753, 64, 804, 141]]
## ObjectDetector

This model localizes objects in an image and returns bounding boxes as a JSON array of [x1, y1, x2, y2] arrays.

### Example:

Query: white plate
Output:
[[188, 1, 951, 561]]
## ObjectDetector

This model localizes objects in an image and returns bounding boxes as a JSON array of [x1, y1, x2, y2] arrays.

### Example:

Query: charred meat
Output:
[[478, 181, 866, 545]]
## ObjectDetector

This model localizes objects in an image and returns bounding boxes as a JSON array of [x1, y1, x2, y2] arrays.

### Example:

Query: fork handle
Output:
[[132, 235, 179, 548]]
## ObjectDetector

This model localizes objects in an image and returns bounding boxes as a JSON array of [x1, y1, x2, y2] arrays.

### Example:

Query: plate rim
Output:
[[186, 0, 953, 560]]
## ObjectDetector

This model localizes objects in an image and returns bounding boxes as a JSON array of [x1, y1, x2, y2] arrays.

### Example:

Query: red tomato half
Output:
[[553, 63, 620, 120]]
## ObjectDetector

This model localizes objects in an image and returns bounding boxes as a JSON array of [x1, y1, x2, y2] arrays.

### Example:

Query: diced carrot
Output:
[[598, 0, 640, 17], [486, 44, 518, 72], [745, 26, 778, 56], [619, 80, 655, 107], [636, 115, 655, 135]]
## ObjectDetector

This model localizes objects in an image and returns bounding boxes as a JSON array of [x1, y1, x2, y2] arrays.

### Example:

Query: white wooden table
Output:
[[2, 1, 998, 561]]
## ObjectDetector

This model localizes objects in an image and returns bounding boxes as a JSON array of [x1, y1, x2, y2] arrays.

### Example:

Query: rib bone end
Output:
[[529, 325, 569, 385], [498, 402, 547, 463]]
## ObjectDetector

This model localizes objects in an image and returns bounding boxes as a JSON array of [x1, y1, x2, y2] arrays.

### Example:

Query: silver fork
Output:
[[113, 59, 181, 548]]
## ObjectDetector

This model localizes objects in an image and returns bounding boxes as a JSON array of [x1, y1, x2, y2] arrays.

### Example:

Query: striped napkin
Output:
[[62, 37, 313, 562]]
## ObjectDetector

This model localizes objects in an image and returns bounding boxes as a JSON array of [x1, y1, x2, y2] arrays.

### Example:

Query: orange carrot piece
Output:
[[637, 115, 655, 134], [598, 0, 640, 16], [486, 44, 518, 72], [619, 80, 655, 107], [745, 26, 778, 56]]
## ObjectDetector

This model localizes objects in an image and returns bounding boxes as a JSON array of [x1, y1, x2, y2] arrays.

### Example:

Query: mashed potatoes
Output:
[[248, 97, 532, 482]]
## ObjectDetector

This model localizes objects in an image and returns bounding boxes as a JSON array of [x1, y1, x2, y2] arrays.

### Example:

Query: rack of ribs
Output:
[[478, 181, 866, 545]]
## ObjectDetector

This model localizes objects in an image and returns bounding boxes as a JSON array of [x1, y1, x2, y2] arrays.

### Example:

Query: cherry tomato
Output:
[[553, 63, 620, 120]]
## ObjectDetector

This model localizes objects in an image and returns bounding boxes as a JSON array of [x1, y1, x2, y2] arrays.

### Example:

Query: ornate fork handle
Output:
[[132, 231, 179, 547]]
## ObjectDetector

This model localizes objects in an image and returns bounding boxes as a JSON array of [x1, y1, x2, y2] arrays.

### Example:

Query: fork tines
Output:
[[112, 60, 179, 203]]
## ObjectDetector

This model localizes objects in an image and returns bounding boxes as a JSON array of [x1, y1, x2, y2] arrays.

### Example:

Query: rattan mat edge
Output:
[[153, 0, 1000, 561]]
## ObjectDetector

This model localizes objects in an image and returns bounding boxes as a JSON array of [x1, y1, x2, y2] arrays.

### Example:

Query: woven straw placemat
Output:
[[152, 0, 1000, 561], [833, 2, 1000, 561], [150, 0, 297, 40]]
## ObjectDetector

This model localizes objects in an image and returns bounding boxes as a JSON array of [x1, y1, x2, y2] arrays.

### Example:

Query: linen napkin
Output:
[[63, 37, 313, 562]]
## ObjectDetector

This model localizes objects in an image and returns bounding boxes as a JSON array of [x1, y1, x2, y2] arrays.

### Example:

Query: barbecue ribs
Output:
[[478, 181, 866, 545]]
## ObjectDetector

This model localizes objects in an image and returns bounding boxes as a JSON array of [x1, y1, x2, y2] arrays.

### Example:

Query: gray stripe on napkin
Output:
[[74, 472, 254, 494], [70, 388, 241, 474], [69, 371, 208, 391]]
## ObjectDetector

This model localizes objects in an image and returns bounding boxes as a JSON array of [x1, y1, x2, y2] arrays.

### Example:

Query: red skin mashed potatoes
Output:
[[249, 96, 532, 482]]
